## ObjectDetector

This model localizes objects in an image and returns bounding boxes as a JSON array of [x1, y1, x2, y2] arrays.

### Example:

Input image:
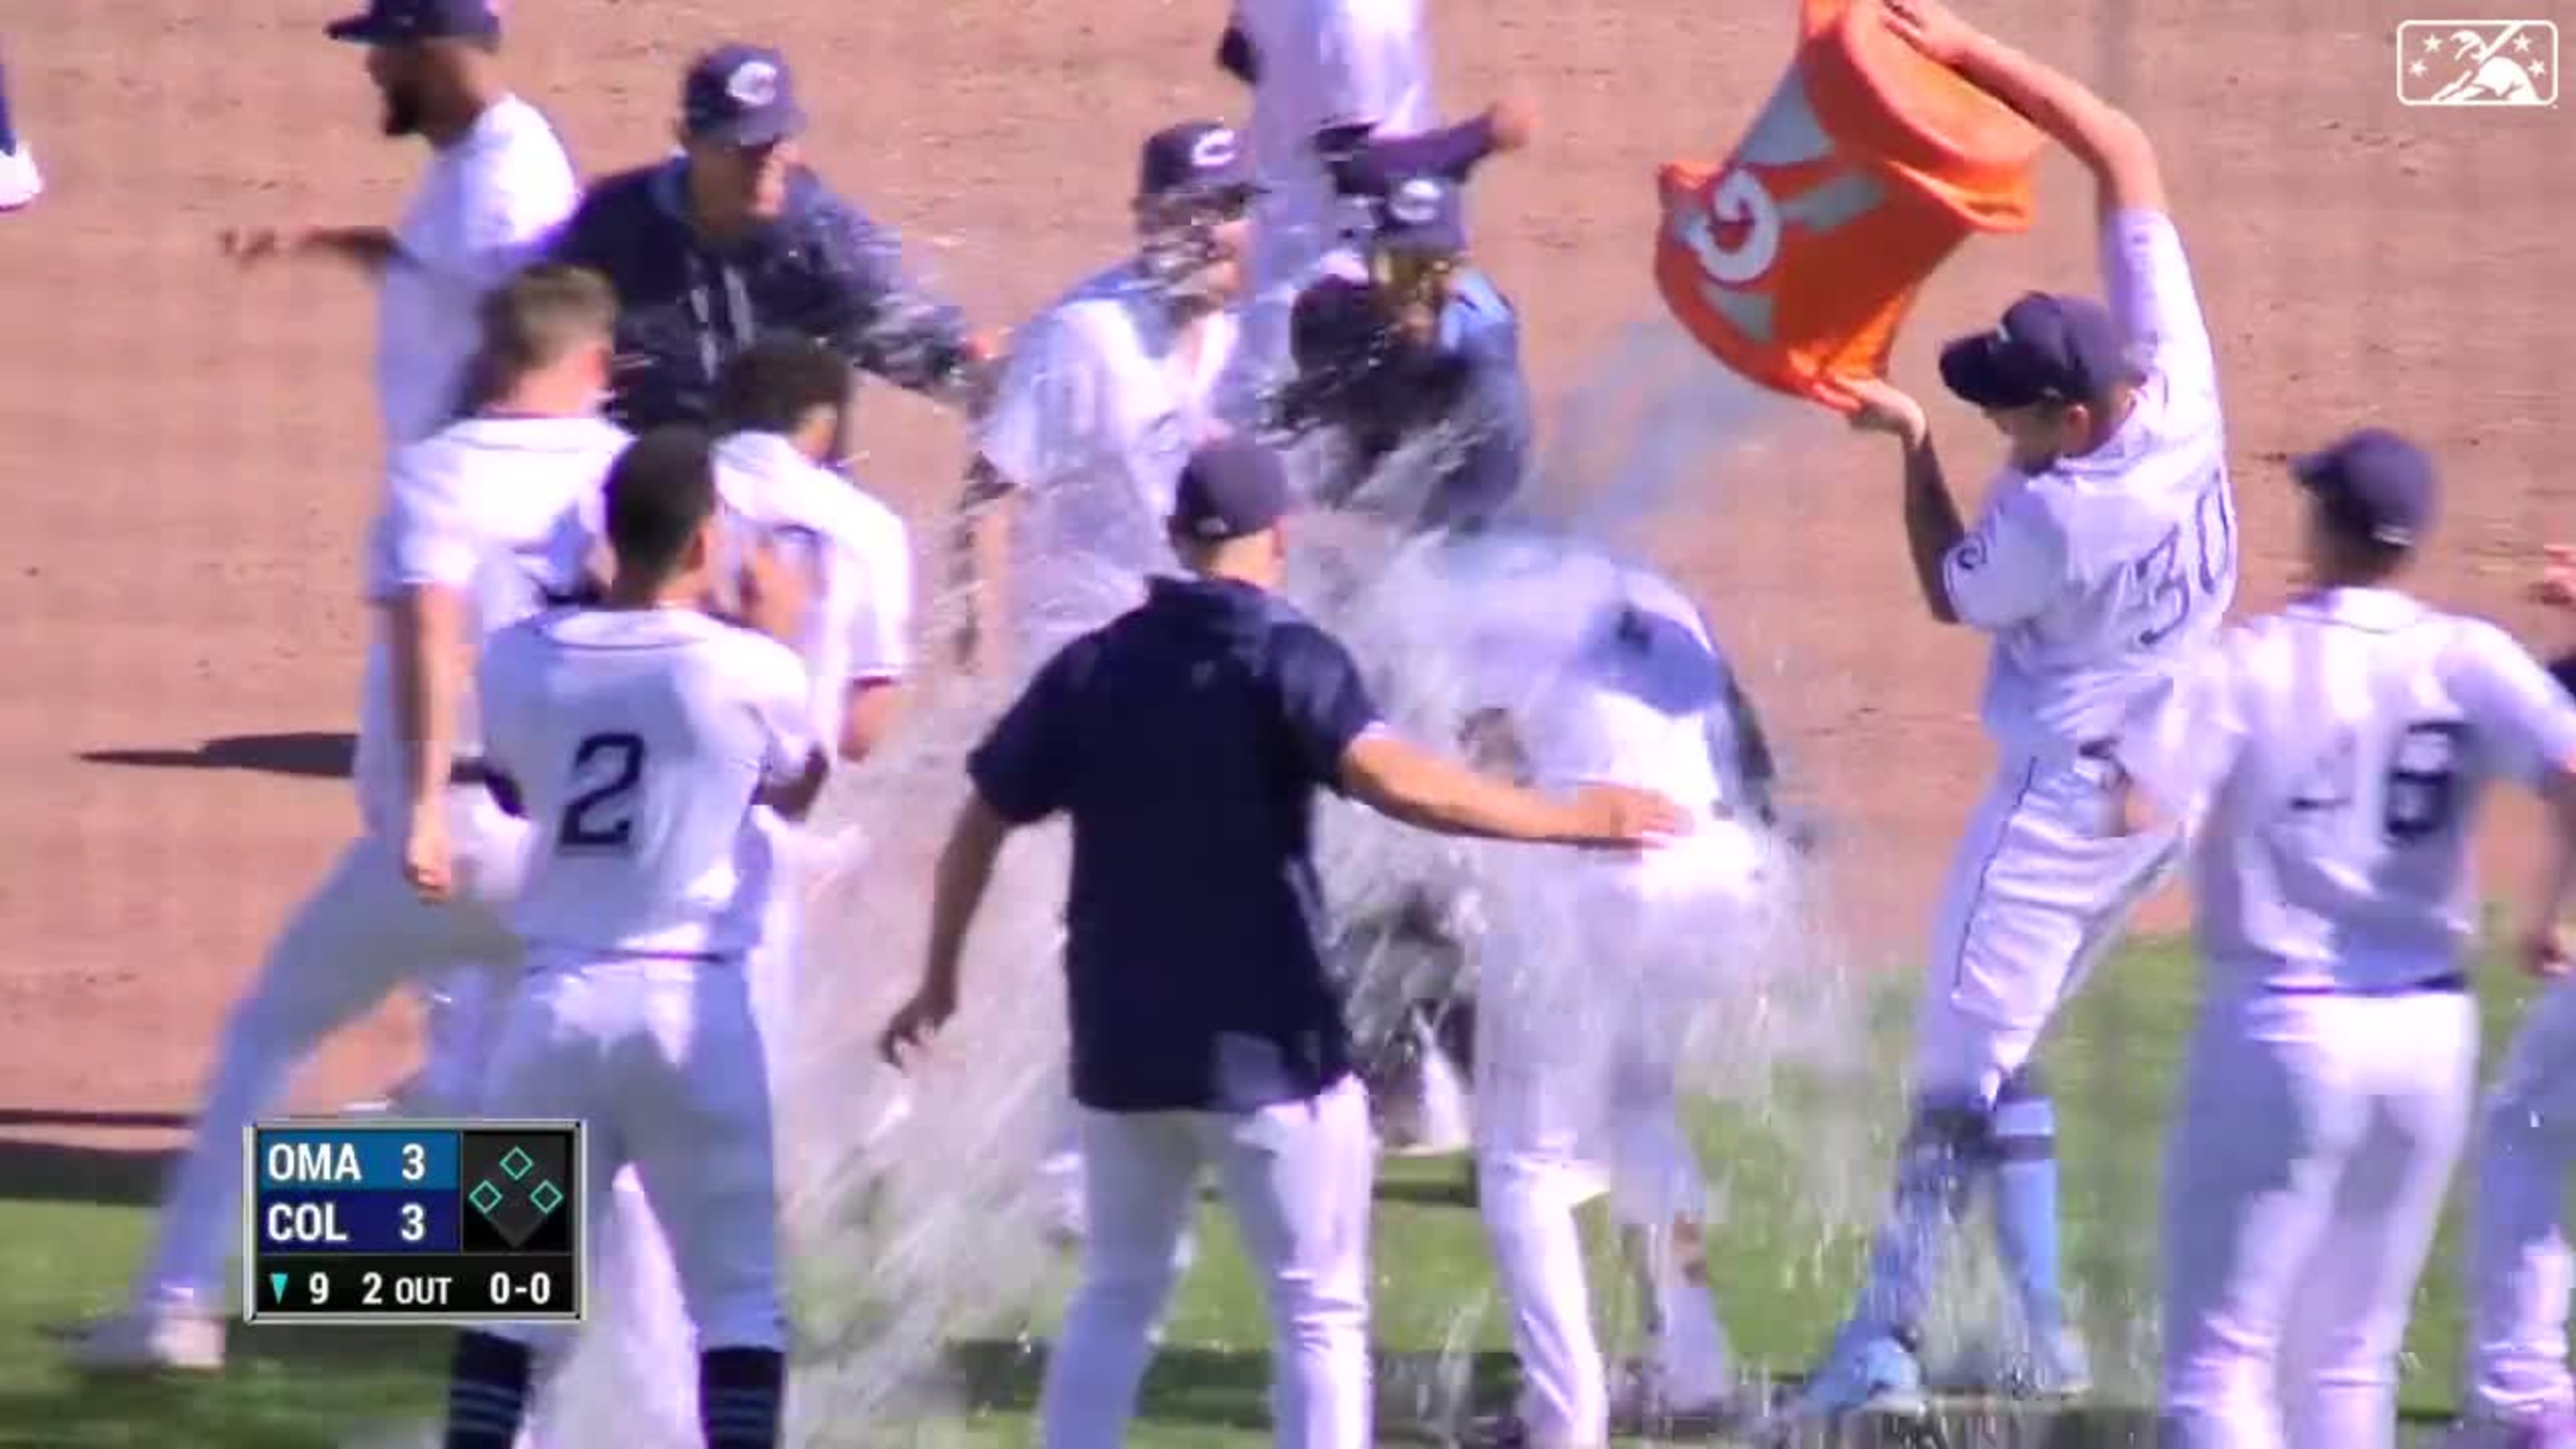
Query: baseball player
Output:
[[881, 439, 1690, 1449], [2438, 551, 2576, 1449], [1218, 0, 1436, 385], [221, 0, 579, 448], [1274, 169, 1531, 537], [441, 426, 828, 1449], [1796, 0, 2236, 1415], [957, 118, 1259, 679], [2114, 429, 2576, 1449], [1419, 543, 1779, 1446], [73, 267, 628, 1374], [0, 47, 39, 212], [547, 44, 989, 434], [526, 337, 916, 1448]]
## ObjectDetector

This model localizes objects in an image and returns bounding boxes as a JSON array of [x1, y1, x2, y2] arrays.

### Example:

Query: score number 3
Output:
[[2132, 480, 2236, 648]]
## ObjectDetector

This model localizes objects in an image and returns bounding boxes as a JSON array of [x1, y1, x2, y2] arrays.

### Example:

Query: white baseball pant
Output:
[[2160, 980, 2476, 1449], [131, 787, 526, 1312], [2463, 978, 2576, 1424], [484, 954, 786, 1364], [1038, 1073, 1374, 1449], [1916, 751, 2181, 1099], [523, 858, 809, 1449], [1848, 750, 2178, 1345], [1472, 831, 1746, 1446]]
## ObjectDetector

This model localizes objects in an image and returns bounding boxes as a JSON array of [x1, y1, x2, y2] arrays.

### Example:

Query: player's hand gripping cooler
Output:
[[1654, 0, 2044, 413]]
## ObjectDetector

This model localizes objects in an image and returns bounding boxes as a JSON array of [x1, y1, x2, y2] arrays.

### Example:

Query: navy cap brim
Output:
[[325, 14, 499, 44], [1937, 332, 2039, 411], [690, 103, 808, 148]]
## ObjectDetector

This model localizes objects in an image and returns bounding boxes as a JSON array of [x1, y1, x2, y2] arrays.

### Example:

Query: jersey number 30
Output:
[[559, 731, 647, 853], [2131, 480, 2236, 648]]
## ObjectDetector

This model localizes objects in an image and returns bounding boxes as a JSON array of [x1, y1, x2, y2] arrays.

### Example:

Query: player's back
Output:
[[2185, 589, 2574, 989], [480, 607, 809, 963], [713, 431, 911, 741], [1412, 531, 1731, 813], [353, 414, 630, 833]]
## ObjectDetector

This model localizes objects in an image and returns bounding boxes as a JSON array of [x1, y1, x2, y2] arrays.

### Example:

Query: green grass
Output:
[[0, 939, 2551, 1445]]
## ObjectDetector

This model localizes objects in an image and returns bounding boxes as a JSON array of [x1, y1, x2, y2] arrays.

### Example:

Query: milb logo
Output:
[[2397, 20, 2557, 106]]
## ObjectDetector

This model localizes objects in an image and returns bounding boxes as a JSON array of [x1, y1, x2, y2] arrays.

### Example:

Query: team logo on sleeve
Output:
[[2397, 21, 2556, 106]]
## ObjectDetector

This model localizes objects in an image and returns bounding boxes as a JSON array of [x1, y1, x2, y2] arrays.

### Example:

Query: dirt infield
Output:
[[1, 1, 2569, 1131]]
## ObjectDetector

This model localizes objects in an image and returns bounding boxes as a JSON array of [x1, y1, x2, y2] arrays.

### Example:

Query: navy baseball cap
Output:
[[1939, 293, 2135, 411], [1138, 121, 1258, 202], [1373, 173, 1467, 254], [2293, 427, 2437, 549], [683, 44, 807, 148], [325, 0, 501, 44], [1171, 439, 1291, 542]]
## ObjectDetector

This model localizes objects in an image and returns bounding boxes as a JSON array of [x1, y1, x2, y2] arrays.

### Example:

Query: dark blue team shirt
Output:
[[968, 576, 1381, 1114], [547, 160, 973, 431]]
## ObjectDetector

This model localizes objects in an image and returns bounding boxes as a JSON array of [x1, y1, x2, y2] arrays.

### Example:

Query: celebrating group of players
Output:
[[40, 0, 2576, 1445]]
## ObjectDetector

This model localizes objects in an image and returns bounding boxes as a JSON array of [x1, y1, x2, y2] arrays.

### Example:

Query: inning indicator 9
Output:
[[243, 1119, 586, 1325]]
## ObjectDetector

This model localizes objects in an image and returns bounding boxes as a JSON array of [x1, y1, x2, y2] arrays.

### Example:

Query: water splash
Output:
[[447, 329, 2020, 1448]]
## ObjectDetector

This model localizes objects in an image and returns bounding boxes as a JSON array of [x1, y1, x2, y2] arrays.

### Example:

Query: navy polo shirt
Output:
[[969, 575, 1382, 1114]]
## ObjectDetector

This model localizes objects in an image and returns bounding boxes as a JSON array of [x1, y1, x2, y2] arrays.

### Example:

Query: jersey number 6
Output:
[[559, 731, 647, 854]]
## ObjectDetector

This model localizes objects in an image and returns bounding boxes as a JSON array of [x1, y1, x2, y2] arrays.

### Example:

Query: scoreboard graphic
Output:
[[243, 1119, 586, 1325]]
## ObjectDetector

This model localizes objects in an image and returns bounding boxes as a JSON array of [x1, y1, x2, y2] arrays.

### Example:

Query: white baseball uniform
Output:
[[978, 262, 1244, 673], [532, 432, 916, 1447], [1824, 210, 2236, 1372], [2122, 589, 2576, 1448], [124, 413, 624, 1319], [1231, 0, 1435, 382], [1430, 547, 1758, 1444], [476, 605, 818, 1366], [377, 95, 580, 448], [1918, 208, 2232, 1097], [2465, 976, 2576, 1435]]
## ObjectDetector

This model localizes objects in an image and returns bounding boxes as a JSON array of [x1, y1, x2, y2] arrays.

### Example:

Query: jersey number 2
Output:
[[559, 731, 646, 853]]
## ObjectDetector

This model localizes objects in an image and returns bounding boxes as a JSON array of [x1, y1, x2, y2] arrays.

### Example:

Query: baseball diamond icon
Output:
[[470, 1166, 565, 1246]]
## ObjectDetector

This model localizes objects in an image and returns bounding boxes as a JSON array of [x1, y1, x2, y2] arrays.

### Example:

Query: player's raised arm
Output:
[[1885, 0, 2161, 217], [1884, 0, 2216, 397]]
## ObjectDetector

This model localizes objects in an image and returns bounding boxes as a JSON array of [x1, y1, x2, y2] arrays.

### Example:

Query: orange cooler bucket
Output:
[[1654, 0, 2046, 413]]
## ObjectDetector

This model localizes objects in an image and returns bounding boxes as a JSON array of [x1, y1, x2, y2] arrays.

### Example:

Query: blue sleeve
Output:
[[544, 184, 621, 272], [1420, 333, 1530, 531], [807, 186, 975, 395], [1270, 623, 1383, 791], [967, 650, 1078, 823]]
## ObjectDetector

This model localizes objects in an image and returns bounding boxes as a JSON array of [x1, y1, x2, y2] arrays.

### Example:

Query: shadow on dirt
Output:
[[78, 731, 355, 781]]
